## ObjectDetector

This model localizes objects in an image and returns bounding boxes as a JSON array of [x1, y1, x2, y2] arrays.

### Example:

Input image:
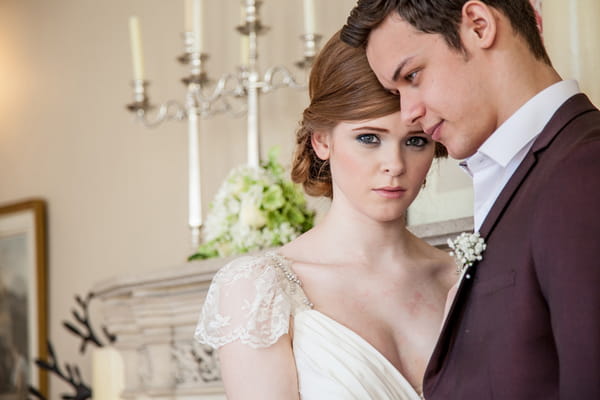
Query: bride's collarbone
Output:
[[301, 274, 446, 351], [289, 256, 447, 326], [297, 262, 442, 308]]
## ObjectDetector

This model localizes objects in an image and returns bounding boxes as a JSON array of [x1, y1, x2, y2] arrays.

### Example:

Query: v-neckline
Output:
[[299, 309, 422, 398], [269, 251, 423, 398]]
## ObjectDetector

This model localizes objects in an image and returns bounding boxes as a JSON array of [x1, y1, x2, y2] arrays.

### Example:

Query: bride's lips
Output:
[[425, 121, 443, 141], [373, 186, 407, 199]]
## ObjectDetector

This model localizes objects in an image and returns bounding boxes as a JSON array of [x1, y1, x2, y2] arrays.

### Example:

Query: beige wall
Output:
[[543, 0, 600, 105], [0, 0, 597, 398]]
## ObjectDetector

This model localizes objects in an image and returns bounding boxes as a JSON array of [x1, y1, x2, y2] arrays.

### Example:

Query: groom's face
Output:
[[366, 13, 498, 160]]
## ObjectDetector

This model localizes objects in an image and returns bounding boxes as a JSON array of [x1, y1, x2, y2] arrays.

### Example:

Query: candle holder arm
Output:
[[136, 100, 187, 128], [262, 65, 306, 93], [192, 72, 248, 118]]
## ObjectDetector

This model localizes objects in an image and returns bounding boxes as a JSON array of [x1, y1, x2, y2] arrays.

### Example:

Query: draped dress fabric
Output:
[[195, 252, 423, 400]]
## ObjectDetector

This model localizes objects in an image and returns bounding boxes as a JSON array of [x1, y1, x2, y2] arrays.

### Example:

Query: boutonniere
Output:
[[448, 232, 487, 275]]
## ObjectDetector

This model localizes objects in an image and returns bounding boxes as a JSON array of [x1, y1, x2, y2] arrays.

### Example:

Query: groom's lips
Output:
[[425, 121, 443, 141]]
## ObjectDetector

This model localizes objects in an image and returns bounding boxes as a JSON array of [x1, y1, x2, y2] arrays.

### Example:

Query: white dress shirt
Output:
[[461, 80, 580, 232]]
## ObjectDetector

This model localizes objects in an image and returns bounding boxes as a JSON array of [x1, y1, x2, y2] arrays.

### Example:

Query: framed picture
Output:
[[0, 199, 48, 399]]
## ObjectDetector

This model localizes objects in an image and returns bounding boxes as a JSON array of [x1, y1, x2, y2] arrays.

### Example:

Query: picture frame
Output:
[[0, 199, 48, 399]]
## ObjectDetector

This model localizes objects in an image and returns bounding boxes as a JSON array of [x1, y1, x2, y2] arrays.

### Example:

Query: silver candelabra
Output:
[[125, 0, 321, 249]]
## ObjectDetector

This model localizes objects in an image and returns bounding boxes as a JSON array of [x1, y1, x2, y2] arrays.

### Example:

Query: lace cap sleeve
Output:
[[195, 253, 307, 349]]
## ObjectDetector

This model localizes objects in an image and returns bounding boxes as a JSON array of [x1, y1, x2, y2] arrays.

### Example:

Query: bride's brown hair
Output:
[[291, 31, 446, 198]]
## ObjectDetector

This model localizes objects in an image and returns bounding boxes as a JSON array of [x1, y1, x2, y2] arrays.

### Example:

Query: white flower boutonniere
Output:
[[448, 232, 487, 274]]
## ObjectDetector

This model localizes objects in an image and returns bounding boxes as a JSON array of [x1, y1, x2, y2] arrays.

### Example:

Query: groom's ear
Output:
[[460, 0, 497, 50], [311, 129, 331, 160]]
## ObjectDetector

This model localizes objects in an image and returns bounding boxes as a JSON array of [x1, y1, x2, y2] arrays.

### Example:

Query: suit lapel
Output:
[[424, 94, 597, 393], [479, 93, 596, 238], [478, 155, 536, 238]]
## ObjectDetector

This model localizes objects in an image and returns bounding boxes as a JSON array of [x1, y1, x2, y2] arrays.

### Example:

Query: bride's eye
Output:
[[356, 134, 380, 145], [405, 136, 429, 147]]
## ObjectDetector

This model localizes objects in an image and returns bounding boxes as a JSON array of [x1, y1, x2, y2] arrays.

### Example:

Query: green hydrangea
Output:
[[189, 148, 315, 261]]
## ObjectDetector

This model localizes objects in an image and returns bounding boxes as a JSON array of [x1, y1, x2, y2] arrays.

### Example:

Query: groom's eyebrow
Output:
[[392, 57, 414, 82]]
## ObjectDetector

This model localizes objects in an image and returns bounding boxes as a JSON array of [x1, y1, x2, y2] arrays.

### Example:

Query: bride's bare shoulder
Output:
[[278, 228, 327, 263], [411, 235, 457, 288]]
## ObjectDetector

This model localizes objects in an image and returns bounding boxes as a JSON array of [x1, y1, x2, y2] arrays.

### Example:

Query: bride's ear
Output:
[[311, 129, 331, 160]]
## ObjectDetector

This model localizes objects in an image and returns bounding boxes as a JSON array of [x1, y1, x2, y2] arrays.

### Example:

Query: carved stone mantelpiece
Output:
[[92, 255, 235, 399], [92, 217, 472, 399]]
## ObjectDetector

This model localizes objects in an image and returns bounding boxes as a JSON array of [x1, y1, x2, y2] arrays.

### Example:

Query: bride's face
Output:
[[314, 111, 435, 223]]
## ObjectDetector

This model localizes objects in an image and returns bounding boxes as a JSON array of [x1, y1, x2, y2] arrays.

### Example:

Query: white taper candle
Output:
[[192, 0, 203, 52], [92, 347, 124, 400], [303, 0, 316, 34], [128, 16, 145, 80]]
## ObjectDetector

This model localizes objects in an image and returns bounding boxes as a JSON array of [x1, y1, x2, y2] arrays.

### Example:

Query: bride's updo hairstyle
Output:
[[291, 31, 446, 198]]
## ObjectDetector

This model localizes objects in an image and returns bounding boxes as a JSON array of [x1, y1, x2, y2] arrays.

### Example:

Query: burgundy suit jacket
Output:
[[423, 94, 600, 400]]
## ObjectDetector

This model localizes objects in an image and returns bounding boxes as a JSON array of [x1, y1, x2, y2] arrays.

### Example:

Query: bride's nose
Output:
[[382, 148, 405, 176]]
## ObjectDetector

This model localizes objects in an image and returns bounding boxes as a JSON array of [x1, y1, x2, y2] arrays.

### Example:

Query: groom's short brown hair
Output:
[[341, 0, 551, 65]]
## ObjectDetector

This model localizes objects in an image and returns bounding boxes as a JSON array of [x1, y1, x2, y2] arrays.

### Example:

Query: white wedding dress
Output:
[[195, 252, 423, 400]]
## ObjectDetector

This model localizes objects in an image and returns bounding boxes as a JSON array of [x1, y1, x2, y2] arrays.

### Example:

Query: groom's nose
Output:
[[400, 92, 425, 126]]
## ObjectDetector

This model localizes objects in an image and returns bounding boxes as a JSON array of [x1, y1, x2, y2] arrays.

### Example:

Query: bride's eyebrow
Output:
[[351, 126, 389, 132]]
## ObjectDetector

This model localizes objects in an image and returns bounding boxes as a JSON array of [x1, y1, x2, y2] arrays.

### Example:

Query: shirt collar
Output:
[[476, 79, 580, 168]]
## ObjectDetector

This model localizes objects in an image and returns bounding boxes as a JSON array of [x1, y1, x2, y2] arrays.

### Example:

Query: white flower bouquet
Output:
[[189, 148, 315, 260]]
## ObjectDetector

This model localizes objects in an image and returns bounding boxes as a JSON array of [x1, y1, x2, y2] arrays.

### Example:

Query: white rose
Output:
[[239, 200, 267, 228]]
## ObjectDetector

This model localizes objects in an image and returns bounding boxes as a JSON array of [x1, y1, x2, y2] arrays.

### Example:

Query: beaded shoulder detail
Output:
[[263, 251, 314, 309]]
